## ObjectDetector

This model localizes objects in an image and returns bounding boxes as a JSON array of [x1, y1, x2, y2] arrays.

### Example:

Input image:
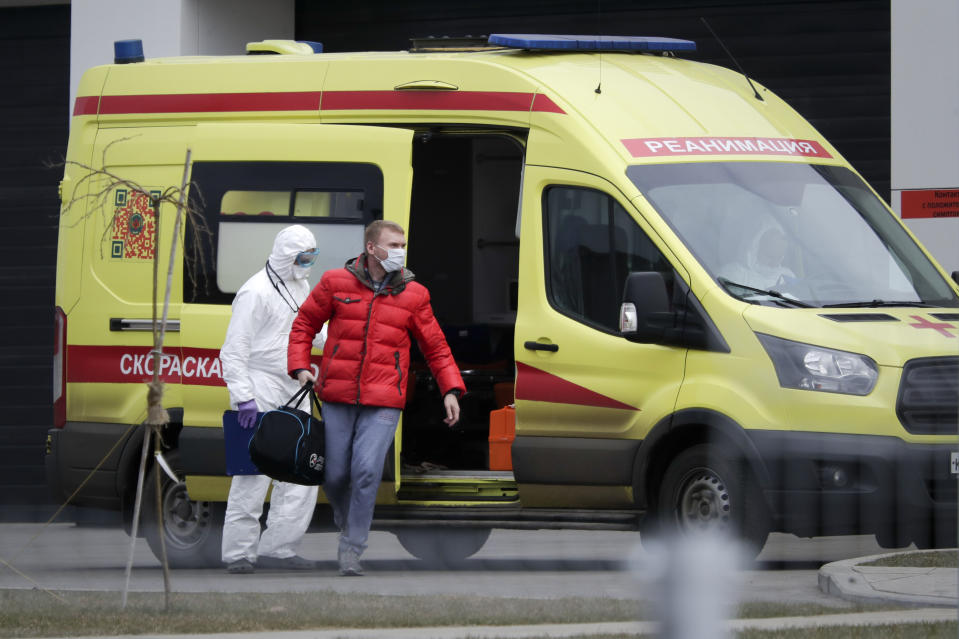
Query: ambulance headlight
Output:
[[757, 333, 878, 396]]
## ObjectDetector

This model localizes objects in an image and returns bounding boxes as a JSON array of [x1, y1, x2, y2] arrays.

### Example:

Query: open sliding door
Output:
[[179, 123, 413, 502]]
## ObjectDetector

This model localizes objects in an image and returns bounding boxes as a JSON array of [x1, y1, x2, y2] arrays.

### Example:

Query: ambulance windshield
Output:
[[627, 162, 958, 308]]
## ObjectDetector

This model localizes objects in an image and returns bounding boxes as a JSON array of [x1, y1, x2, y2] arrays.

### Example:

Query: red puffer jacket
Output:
[[288, 255, 465, 409]]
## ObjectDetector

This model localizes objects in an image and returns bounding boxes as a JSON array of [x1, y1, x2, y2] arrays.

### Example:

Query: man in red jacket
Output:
[[288, 220, 465, 576]]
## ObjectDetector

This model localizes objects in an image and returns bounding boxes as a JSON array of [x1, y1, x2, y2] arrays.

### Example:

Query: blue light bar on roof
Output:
[[299, 40, 324, 53], [114, 39, 145, 64], [488, 34, 696, 52]]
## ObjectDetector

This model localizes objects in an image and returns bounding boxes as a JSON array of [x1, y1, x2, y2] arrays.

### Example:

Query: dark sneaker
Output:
[[338, 549, 363, 576], [256, 555, 319, 570], [226, 559, 254, 574]]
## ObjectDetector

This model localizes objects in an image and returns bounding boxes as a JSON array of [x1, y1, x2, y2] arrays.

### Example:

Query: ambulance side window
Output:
[[293, 191, 364, 218], [544, 186, 673, 333], [218, 189, 364, 218], [185, 162, 382, 304]]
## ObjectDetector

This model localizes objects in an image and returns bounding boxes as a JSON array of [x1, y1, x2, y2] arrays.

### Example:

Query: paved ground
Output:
[[1, 523, 956, 638], [0, 523, 883, 607]]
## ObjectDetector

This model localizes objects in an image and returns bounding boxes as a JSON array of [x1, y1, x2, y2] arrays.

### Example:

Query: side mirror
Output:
[[620, 272, 673, 343], [952, 271, 959, 286]]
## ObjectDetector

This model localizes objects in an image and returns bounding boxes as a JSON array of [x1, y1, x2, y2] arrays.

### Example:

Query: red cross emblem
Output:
[[908, 315, 956, 338]]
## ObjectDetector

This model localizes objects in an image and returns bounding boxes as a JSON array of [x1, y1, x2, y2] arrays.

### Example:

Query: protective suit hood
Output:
[[267, 225, 317, 281], [739, 220, 794, 289]]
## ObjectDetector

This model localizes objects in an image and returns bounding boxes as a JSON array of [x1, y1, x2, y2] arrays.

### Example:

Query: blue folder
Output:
[[222, 410, 265, 476]]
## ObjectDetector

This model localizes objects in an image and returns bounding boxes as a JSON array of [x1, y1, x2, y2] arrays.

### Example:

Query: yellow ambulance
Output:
[[48, 34, 959, 567]]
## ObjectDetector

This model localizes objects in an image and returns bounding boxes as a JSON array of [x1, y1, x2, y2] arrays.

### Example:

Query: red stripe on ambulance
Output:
[[96, 92, 323, 114], [531, 93, 565, 114], [515, 362, 637, 411], [67, 345, 226, 386], [73, 96, 100, 116], [72, 91, 566, 116], [321, 90, 563, 113], [621, 136, 832, 158], [67, 345, 322, 386]]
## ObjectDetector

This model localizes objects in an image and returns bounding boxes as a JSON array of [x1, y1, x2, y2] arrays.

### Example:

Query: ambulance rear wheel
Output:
[[142, 451, 225, 568], [654, 444, 770, 557], [394, 527, 491, 567]]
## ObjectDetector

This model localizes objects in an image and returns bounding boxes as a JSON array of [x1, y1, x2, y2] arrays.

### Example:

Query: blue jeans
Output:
[[321, 402, 401, 556]]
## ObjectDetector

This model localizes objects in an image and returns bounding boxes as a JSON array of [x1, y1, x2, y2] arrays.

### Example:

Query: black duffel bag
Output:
[[248, 385, 325, 486]]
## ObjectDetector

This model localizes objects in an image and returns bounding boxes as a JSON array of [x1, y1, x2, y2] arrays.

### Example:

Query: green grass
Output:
[[861, 550, 958, 568], [735, 622, 958, 639], [2, 590, 625, 638], [0, 589, 899, 638], [734, 602, 890, 618], [541, 623, 959, 639]]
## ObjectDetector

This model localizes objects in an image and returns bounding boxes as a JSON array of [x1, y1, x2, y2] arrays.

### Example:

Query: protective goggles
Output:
[[294, 248, 319, 267]]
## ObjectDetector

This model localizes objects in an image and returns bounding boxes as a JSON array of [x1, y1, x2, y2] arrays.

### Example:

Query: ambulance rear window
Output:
[[185, 161, 382, 304], [293, 191, 364, 218], [221, 191, 287, 216], [219, 189, 364, 218]]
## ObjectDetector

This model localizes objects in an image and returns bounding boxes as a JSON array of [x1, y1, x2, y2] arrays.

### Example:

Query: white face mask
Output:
[[375, 245, 406, 273], [291, 264, 312, 280]]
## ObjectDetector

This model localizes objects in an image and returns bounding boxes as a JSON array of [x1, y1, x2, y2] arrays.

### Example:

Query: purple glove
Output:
[[237, 399, 259, 429]]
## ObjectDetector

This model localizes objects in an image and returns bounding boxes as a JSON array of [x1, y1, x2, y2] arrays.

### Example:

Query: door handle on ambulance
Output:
[[110, 318, 181, 332], [394, 80, 459, 91], [524, 340, 559, 352]]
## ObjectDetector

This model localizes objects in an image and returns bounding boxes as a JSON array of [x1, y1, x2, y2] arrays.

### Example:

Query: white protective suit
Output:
[[718, 221, 798, 291], [220, 224, 327, 565]]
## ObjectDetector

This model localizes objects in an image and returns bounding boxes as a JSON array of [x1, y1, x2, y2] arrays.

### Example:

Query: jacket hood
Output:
[[346, 254, 415, 294], [267, 225, 317, 282]]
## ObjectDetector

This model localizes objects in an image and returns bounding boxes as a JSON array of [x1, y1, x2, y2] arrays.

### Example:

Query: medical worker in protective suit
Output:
[[220, 224, 327, 574], [719, 220, 805, 297]]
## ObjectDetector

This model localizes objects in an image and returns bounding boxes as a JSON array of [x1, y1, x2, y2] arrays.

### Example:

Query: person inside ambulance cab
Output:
[[719, 221, 807, 301], [219, 224, 327, 574]]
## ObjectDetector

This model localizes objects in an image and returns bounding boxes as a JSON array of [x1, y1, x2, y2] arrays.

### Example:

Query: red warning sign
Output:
[[901, 189, 959, 219], [620, 136, 832, 158]]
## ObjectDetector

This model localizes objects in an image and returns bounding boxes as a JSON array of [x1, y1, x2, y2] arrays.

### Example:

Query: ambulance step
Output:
[[397, 473, 518, 502], [373, 507, 642, 531], [400, 470, 514, 480]]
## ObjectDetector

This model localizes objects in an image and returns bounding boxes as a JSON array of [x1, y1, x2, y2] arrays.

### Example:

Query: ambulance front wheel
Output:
[[653, 444, 770, 557], [141, 451, 225, 568], [394, 527, 491, 567]]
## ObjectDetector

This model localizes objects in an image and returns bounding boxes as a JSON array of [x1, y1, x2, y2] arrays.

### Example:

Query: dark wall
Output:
[[0, 4, 69, 512], [296, 0, 891, 196]]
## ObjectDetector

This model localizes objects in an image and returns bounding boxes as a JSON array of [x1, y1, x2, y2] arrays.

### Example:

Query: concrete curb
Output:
[[819, 549, 958, 608]]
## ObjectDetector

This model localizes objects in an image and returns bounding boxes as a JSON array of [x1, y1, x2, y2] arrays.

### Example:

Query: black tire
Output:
[[874, 522, 912, 550], [876, 511, 957, 550], [905, 518, 957, 550], [394, 527, 491, 567], [653, 444, 770, 557], [141, 450, 225, 568]]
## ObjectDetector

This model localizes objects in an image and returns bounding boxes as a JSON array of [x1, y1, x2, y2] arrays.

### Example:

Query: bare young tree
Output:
[[51, 139, 212, 609]]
